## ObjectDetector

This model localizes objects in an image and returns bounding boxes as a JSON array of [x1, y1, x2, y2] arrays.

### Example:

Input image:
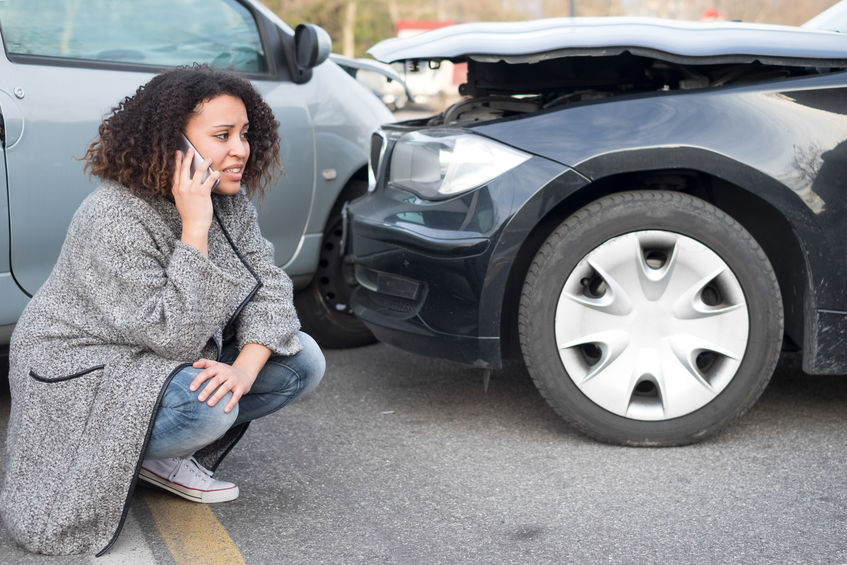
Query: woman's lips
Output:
[[221, 166, 243, 181]]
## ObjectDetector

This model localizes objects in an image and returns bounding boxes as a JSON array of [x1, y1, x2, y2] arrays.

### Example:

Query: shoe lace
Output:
[[184, 458, 214, 486], [190, 457, 214, 477]]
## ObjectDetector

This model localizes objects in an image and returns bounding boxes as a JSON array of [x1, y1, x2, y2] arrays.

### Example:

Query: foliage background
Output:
[[260, 0, 842, 57]]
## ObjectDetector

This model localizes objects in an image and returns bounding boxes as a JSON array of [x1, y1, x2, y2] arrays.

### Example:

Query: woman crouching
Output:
[[0, 65, 325, 555]]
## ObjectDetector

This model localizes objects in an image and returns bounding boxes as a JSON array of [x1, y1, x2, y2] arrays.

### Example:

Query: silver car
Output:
[[0, 0, 392, 350]]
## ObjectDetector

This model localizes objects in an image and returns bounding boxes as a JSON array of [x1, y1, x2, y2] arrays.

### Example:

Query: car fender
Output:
[[278, 60, 391, 281], [306, 60, 392, 234], [474, 79, 847, 369], [478, 145, 810, 327], [473, 72, 847, 216]]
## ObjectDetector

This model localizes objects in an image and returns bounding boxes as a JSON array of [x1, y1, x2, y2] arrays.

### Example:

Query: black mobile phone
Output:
[[179, 134, 220, 190]]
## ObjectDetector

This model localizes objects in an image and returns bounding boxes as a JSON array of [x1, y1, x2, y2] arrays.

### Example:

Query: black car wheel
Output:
[[519, 191, 783, 445], [295, 182, 376, 349]]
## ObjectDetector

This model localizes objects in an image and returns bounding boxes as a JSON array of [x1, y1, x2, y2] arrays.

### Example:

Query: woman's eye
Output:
[[215, 133, 228, 140]]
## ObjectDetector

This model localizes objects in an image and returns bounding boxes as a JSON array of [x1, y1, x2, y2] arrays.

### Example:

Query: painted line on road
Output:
[[143, 490, 246, 565]]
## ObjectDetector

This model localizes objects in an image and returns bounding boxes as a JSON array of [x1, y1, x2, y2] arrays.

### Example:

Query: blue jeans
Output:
[[144, 332, 325, 459]]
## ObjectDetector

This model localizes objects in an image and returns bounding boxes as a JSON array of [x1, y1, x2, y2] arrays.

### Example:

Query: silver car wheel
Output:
[[554, 230, 749, 421]]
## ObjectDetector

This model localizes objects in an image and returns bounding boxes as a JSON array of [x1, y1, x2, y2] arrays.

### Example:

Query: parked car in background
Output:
[[347, 17, 847, 445], [331, 53, 414, 111], [0, 0, 393, 352]]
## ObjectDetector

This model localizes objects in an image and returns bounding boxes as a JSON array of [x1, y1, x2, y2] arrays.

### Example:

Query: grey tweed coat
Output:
[[0, 181, 301, 555]]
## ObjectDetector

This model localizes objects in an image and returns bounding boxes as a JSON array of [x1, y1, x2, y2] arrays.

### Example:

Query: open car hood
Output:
[[367, 17, 847, 66]]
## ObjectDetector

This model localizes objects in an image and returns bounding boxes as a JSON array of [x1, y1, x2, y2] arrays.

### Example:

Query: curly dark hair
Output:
[[84, 64, 280, 199]]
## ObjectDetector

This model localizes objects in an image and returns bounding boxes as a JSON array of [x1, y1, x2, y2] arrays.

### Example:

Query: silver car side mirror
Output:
[[294, 24, 331, 83]]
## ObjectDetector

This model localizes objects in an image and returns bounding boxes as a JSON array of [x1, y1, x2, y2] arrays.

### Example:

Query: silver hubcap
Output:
[[555, 230, 749, 421]]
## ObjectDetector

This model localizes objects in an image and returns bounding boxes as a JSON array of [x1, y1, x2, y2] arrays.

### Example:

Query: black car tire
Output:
[[519, 191, 783, 446], [294, 182, 376, 349]]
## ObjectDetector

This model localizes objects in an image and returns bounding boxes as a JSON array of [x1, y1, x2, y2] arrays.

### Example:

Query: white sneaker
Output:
[[139, 456, 239, 503]]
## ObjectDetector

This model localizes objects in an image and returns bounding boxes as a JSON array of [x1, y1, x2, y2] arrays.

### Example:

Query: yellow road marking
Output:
[[143, 490, 247, 565]]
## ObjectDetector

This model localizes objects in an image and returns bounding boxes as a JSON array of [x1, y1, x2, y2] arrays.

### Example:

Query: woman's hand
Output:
[[172, 149, 220, 256], [190, 358, 257, 414]]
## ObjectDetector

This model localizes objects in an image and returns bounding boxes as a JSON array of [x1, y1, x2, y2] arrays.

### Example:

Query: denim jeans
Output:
[[144, 331, 325, 459]]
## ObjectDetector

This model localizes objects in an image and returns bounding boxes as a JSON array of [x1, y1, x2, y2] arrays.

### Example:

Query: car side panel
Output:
[[250, 77, 318, 274], [274, 59, 391, 283], [303, 61, 393, 239], [0, 50, 316, 298], [474, 81, 847, 274], [473, 73, 847, 372], [0, 132, 9, 275], [473, 71, 847, 199], [0, 137, 30, 343], [1, 61, 140, 296], [473, 75, 847, 292]]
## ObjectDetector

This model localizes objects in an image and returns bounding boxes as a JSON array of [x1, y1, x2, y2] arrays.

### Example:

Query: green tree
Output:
[[262, 0, 392, 57], [260, 0, 522, 57]]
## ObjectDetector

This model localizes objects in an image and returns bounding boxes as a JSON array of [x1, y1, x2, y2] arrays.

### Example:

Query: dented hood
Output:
[[367, 17, 847, 66]]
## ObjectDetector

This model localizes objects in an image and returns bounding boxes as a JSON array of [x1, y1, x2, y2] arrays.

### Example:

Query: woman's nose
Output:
[[229, 137, 248, 157]]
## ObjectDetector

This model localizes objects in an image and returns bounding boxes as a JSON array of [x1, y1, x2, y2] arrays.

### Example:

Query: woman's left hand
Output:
[[190, 359, 257, 414]]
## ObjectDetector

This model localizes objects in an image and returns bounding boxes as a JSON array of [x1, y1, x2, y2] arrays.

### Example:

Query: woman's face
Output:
[[183, 94, 250, 196]]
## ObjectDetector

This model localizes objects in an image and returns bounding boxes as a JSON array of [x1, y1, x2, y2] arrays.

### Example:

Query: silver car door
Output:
[[0, 0, 315, 296]]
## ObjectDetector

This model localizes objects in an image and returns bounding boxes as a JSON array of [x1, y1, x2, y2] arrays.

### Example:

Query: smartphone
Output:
[[179, 134, 220, 191]]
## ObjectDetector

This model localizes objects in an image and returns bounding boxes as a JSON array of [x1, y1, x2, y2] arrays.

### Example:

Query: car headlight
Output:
[[388, 130, 531, 200]]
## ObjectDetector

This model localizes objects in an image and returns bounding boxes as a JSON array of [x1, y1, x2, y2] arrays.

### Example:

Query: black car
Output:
[[346, 17, 847, 445]]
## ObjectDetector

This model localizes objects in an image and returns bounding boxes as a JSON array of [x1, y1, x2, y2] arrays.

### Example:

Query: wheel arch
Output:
[[292, 165, 369, 289], [293, 164, 375, 348], [311, 165, 370, 238], [492, 156, 811, 366]]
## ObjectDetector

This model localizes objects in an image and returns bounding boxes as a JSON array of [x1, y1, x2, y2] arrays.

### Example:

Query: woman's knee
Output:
[[293, 332, 325, 397], [153, 370, 239, 451], [197, 395, 239, 440], [259, 332, 325, 399]]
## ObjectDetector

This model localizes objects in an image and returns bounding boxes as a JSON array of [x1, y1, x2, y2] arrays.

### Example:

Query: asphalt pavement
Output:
[[1, 344, 846, 564]]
